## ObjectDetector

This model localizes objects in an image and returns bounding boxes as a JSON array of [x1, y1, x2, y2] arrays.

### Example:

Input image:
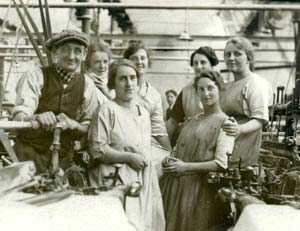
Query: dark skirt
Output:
[[160, 173, 228, 231]]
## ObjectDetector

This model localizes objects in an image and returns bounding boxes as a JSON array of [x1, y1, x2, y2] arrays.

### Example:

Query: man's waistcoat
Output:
[[18, 66, 85, 148]]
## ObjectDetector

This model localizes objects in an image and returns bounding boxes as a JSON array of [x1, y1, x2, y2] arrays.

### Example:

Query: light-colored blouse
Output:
[[88, 100, 165, 231], [137, 81, 168, 137], [220, 73, 271, 167]]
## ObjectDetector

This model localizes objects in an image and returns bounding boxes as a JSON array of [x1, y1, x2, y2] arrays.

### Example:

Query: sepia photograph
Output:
[[0, 0, 299, 230]]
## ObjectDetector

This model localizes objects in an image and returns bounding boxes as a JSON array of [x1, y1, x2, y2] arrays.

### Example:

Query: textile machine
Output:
[[213, 16, 300, 226]]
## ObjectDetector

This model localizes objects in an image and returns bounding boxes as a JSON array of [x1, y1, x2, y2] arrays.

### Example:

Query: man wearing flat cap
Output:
[[12, 30, 99, 173]]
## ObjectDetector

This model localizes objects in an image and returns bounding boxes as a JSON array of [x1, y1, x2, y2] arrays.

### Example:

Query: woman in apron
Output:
[[88, 59, 165, 231], [160, 70, 234, 231], [124, 41, 171, 177], [220, 36, 271, 168]]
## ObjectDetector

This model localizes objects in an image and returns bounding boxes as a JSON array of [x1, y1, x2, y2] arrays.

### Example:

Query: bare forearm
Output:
[[154, 135, 171, 150], [96, 144, 130, 164], [239, 119, 263, 135], [14, 112, 88, 136], [74, 122, 88, 134], [185, 160, 224, 173]]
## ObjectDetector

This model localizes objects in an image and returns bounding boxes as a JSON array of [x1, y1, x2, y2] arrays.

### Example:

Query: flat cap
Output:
[[45, 30, 89, 51]]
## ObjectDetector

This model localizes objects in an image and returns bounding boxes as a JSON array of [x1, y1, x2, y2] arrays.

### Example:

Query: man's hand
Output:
[[222, 117, 240, 138], [56, 113, 79, 131], [35, 112, 57, 131]]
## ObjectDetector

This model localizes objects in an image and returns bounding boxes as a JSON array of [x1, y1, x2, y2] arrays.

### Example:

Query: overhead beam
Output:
[[0, 53, 294, 64], [0, 32, 294, 42], [96, 34, 294, 41], [0, 3, 300, 11], [0, 45, 295, 52]]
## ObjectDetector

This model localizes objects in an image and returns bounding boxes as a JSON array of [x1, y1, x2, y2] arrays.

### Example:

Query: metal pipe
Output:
[[107, 47, 295, 52], [82, 19, 90, 34], [3, 27, 23, 97], [0, 53, 295, 65], [76, 0, 91, 33], [0, 32, 294, 41], [1, 3, 300, 11], [0, 53, 45, 57], [18, 0, 46, 51], [1, 155, 12, 165], [12, 0, 46, 67], [38, 0, 49, 40], [262, 132, 285, 137], [0, 121, 39, 129], [0, 45, 295, 52], [50, 125, 61, 175], [0, 0, 12, 38], [44, 0, 52, 37], [38, 0, 52, 65]]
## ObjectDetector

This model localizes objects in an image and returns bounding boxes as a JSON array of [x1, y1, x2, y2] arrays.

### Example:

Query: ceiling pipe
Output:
[[0, 3, 299, 11]]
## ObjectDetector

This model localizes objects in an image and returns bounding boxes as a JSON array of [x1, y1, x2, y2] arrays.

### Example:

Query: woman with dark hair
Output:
[[88, 59, 165, 231], [85, 42, 114, 101], [221, 36, 271, 168], [124, 41, 171, 177], [166, 46, 219, 146], [160, 70, 234, 231]]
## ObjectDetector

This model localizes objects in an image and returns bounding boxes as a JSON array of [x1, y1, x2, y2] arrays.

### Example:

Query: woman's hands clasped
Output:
[[124, 147, 148, 172], [126, 153, 147, 172], [162, 157, 187, 174]]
